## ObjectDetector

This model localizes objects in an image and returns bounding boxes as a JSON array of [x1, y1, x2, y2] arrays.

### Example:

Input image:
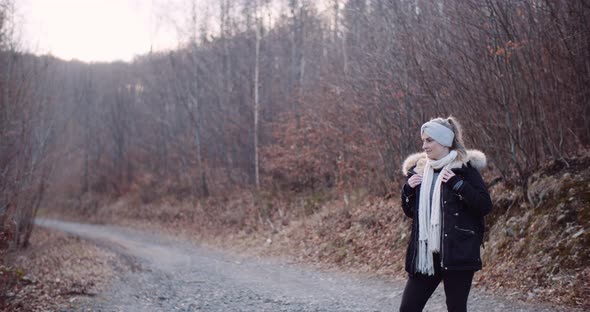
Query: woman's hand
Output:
[[441, 168, 456, 183], [442, 168, 463, 190], [408, 174, 423, 188]]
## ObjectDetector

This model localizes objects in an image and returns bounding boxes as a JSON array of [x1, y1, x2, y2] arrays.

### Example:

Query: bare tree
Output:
[[253, 0, 262, 189]]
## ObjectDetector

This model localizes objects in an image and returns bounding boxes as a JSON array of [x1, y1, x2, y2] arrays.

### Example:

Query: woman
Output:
[[399, 117, 492, 312]]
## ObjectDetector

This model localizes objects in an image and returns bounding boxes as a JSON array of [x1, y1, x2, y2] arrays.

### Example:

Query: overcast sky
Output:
[[18, 0, 333, 63], [20, 0, 184, 62]]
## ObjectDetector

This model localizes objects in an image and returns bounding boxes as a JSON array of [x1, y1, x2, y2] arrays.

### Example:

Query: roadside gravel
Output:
[[36, 219, 580, 312]]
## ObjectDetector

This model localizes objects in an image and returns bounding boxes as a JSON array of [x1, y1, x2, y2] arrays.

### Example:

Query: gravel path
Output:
[[36, 219, 576, 312]]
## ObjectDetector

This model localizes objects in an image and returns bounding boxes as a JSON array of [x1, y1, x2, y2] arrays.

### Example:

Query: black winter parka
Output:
[[400, 150, 493, 275]]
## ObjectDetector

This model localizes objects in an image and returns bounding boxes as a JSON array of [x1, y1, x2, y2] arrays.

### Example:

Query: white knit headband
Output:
[[421, 121, 455, 147]]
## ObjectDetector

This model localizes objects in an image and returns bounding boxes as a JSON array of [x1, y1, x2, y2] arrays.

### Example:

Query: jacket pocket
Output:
[[454, 225, 475, 236], [448, 226, 481, 265]]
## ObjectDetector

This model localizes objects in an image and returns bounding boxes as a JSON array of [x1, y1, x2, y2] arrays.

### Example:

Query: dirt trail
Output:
[[36, 219, 575, 312]]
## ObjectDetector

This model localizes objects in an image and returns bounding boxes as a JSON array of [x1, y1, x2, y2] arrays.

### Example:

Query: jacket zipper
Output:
[[410, 198, 417, 272], [454, 225, 475, 235], [441, 187, 445, 270]]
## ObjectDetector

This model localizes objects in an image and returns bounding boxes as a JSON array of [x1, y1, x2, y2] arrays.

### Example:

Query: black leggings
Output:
[[399, 254, 474, 312]]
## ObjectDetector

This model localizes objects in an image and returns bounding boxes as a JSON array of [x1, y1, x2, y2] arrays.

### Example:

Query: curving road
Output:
[[36, 219, 574, 312]]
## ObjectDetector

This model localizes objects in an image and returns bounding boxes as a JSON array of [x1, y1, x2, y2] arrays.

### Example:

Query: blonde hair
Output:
[[429, 116, 467, 159]]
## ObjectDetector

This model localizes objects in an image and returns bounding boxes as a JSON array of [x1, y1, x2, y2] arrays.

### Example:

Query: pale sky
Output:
[[19, 0, 334, 63], [20, 0, 183, 62]]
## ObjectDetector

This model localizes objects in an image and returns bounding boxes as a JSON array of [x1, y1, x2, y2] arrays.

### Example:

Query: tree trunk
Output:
[[254, 1, 261, 190]]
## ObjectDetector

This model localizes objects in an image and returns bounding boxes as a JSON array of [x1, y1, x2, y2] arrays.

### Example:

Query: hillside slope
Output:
[[43, 154, 590, 309]]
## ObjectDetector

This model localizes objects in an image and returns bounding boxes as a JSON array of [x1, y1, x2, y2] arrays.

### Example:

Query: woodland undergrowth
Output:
[[41, 153, 590, 309]]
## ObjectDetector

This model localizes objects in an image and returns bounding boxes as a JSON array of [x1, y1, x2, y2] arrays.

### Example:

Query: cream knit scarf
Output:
[[417, 150, 458, 275]]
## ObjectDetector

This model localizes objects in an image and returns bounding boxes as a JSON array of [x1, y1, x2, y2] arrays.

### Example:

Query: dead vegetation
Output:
[[40, 154, 590, 310], [1, 227, 130, 311], [478, 154, 590, 307]]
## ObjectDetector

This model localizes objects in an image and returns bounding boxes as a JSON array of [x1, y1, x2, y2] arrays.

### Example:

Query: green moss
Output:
[[301, 190, 330, 216], [15, 267, 25, 278], [335, 247, 347, 263]]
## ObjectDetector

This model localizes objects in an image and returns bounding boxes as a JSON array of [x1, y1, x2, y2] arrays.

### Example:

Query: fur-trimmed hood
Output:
[[401, 150, 487, 176]]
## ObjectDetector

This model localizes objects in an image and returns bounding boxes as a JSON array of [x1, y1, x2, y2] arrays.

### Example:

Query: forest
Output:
[[1, 0, 589, 310]]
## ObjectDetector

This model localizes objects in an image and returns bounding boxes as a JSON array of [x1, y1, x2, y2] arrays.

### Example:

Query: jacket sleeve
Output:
[[401, 169, 417, 218], [454, 166, 492, 216]]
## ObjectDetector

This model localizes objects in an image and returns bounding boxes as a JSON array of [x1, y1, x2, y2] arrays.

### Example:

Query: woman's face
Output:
[[422, 133, 450, 160]]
